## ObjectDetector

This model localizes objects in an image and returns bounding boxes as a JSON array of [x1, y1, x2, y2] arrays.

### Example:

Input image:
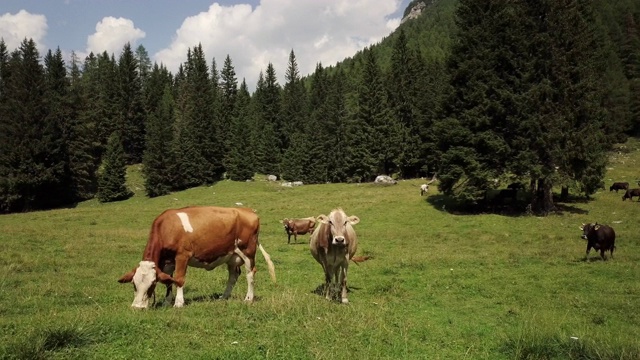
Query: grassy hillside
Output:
[[1, 139, 640, 359]]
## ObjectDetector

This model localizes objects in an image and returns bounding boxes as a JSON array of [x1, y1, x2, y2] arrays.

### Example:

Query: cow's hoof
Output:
[[341, 298, 349, 304], [173, 301, 184, 308]]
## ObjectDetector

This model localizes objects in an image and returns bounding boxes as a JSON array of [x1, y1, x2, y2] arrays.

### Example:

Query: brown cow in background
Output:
[[281, 217, 316, 244], [622, 188, 640, 201]]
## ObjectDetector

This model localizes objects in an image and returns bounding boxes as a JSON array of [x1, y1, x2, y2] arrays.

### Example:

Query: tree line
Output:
[[0, 0, 639, 214]]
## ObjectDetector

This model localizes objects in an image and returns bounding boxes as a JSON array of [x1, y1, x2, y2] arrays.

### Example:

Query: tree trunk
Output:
[[560, 186, 569, 202]]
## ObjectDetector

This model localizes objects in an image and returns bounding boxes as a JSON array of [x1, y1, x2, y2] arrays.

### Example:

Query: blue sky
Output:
[[1, 0, 410, 87]]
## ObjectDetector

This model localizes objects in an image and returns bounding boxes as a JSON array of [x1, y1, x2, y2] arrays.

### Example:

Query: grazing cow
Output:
[[420, 184, 429, 196], [610, 182, 629, 192], [622, 188, 640, 201], [579, 223, 616, 260], [281, 217, 316, 244], [507, 182, 525, 191], [118, 206, 276, 309], [309, 208, 360, 304]]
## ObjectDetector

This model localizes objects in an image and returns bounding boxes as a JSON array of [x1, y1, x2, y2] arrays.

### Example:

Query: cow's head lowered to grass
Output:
[[118, 261, 174, 309]]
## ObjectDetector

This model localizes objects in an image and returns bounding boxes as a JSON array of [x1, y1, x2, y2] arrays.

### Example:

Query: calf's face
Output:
[[318, 210, 360, 246]]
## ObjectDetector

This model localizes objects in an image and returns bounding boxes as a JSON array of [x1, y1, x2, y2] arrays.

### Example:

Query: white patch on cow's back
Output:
[[176, 212, 194, 233]]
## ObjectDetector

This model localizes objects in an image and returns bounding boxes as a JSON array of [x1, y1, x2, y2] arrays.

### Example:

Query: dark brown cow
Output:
[[309, 208, 360, 304], [118, 206, 276, 308], [622, 188, 640, 201], [281, 217, 316, 244], [579, 223, 616, 260], [610, 182, 629, 192]]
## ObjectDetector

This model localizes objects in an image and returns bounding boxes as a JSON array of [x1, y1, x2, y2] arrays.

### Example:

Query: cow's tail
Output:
[[258, 243, 277, 283]]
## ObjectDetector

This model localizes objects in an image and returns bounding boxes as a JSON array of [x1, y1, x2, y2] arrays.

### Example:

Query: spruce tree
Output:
[[98, 133, 133, 202], [225, 80, 255, 181], [358, 48, 401, 177], [143, 85, 175, 197], [117, 43, 146, 164]]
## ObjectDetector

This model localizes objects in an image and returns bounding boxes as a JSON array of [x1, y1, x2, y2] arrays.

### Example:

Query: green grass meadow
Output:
[[2, 140, 640, 359]]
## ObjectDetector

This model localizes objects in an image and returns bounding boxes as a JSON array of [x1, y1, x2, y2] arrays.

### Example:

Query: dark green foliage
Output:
[[438, 0, 612, 213], [97, 133, 132, 202], [252, 66, 282, 175], [0, 40, 67, 212], [225, 80, 256, 181], [143, 85, 175, 197], [117, 43, 146, 164], [358, 48, 401, 178], [171, 45, 223, 189]]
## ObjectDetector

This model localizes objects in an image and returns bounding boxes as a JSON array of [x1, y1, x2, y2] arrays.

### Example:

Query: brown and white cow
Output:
[[118, 206, 276, 309], [309, 208, 360, 304], [281, 217, 316, 244]]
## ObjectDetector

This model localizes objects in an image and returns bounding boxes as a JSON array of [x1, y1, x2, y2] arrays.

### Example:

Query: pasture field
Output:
[[1, 140, 640, 360]]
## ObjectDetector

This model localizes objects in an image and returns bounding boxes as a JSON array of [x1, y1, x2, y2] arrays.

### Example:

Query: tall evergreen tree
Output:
[[97, 133, 133, 202], [67, 51, 98, 200], [117, 43, 146, 164], [172, 45, 222, 188], [253, 64, 282, 175], [143, 85, 176, 197], [358, 48, 401, 177], [388, 29, 423, 178], [280, 50, 308, 152], [219, 54, 238, 171], [303, 63, 331, 183], [439, 0, 611, 213], [225, 80, 255, 180], [0, 39, 59, 211]]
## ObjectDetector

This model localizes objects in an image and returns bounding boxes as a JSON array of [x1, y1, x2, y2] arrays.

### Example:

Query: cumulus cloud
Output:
[[155, 0, 403, 89], [0, 10, 48, 52], [84, 16, 145, 57]]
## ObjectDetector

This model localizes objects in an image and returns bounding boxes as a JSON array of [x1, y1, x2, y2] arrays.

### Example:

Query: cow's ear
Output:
[[347, 216, 360, 225], [317, 215, 329, 224], [594, 224, 600, 231], [118, 268, 136, 283], [156, 271, 175, 285], [579, 224, 584, 231]]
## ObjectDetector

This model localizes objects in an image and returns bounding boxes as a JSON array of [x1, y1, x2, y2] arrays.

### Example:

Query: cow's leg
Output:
[[222, 259, 241, 300], [340, 263, 349, 304], [287, 233, 291, 244], [323, 268, 332, 301], [600, 249, 606, 260], [162, 263, 175, 306], [585, 245, 592, 260], [294, 232, 298, 244], [173, 255, 189, 308], [233, 248, 255, 301]]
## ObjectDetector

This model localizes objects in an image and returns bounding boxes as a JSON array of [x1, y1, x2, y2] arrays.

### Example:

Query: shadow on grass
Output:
[[311, 284, 359, 302], [425, 194, 589, 216]]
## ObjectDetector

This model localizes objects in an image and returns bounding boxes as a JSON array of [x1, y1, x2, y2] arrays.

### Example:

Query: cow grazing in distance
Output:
[[622, 188, 640, 201], [420, 184, 429, 196], [118, 206, 276, 309], [309, 208, 360, 304], [579, 223, 616, 260], [281, 217, 316, 244], [610, 182, 629, 192]]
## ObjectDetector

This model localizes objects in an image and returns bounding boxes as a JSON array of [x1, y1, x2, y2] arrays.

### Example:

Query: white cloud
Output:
[[84, 17, 145, 58], [154, 0, 403, 89], [0, 10, 48, 52]]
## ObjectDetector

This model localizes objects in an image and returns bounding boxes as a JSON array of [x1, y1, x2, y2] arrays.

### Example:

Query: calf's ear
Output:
[[118, 268, 136, 283], [579, 224, 584, 231], [316, 214, 329, 224], [348, 215, 360, 225]]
